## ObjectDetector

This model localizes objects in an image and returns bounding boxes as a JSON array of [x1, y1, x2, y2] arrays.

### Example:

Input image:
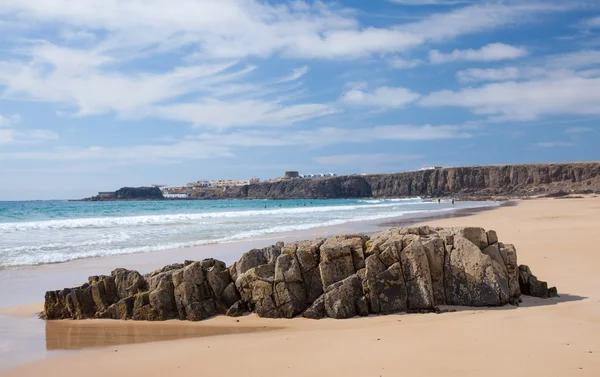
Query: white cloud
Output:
[[455, 49, 600, 83], [0, 141, 232, 162], [0, 122, 58, 146], [548, 50, 600, 69], [534, 141, 575, 148], [455, 67, 551, 82], [456, 67, 523, 82], [0, 0, 577, 132], [0, 114, 21, 127], [315, 153, 423, 165], [1, 124, 473, 161], [0, 43, 336, 129], [430, 43, 528, 64], [0, 113, 58, 145], [340, 86, 421, 108], [402, 2, 564, 42], [389, 0, 470, 5], [583, 15, 600, 29], [421, 75, 600, 121], [0, 1, 567, 61], [565, 127, 596, 135], [390, 57, 423, 69], [0, 0, 423, 60], [274, 66, 309, 84], [154, 100, 340, 130]]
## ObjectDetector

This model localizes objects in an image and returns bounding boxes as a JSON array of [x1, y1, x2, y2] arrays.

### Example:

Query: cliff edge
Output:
[[207, 162, 600, 200]]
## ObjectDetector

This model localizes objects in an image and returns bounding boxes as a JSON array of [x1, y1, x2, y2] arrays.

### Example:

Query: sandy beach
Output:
[[2, 196, 600, 376]]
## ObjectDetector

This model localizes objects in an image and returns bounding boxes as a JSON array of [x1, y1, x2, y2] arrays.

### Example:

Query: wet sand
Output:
[[2, 197, 600, 376]]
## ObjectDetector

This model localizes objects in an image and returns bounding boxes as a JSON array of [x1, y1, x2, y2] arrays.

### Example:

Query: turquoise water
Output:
[[0, 198, 497, 268]]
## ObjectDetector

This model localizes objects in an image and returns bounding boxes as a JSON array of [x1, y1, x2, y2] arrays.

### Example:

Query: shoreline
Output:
[[0, 199, 500, 274], [2, 196, 600, 375]]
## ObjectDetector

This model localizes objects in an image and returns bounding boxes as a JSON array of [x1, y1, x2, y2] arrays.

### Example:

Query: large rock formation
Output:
[[42, 227, 557, 321], [188, 162, 600, 200]]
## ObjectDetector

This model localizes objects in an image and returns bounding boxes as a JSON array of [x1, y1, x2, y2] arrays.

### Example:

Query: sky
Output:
[[0, 0, 599, 200]]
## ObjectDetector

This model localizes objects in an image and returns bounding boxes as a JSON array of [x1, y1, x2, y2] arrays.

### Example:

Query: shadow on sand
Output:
[[432, 293, 587, 314]]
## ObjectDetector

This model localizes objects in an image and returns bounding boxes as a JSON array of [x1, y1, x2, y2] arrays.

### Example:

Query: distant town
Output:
[[157, 171, 340, 199]]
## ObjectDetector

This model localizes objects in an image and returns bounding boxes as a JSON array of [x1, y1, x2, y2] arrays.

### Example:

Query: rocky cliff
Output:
[[43, 226, 556, 321], [210, 162, 600, 200]]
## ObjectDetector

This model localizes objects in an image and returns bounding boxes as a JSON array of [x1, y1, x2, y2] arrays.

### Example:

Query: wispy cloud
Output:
[[390, 57, 423, 69], [534, 141, 576, 148], [565, 127, 596, 135], [0, 114, 21, 127], [430, 43, 528, 64], [421, 75, 600, 121], [274, 66, 309, 84], [1, 124, 474, 162], [0, 114, 59, 145], [388, 0, 471, 5], [340, 86, 421, 109], [315, 153, 423, 166]]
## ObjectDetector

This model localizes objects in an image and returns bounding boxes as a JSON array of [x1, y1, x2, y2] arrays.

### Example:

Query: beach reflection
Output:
[[45, 320, 274, 350]]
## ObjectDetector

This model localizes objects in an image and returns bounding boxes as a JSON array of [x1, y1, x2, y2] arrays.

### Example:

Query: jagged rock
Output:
[[548, 286, 559, 298], [112, 269, 146, 298], [324, 274, 364, 319], [90, 276, 118, 311], [235, 263, 278, 318], [302, 295, 325, 319], [401, 240, 435, 310], [148, 272, 177, 320], [205, 263, 233, 304], [487, 230, 498, 245], [456, 227, 489, 250], [498, 243, 521, 300], [374, 262, 408, 314], [64, 286, 95, 319], [284, 238, 325, 303], [518, 265, 551, 299], [445, 236, 509, 306], [222, 282, 240, 308], [274, 253, 307, 318], [226, 301, 247, 317], [422, 237, 446, 305], [364, 255, 387, 314], [356, 296, 369, 317], [43, 227, 557, 322], [236, 245, 281, 276], [106, 297, 134, 320], [319, 236, 363, 289]]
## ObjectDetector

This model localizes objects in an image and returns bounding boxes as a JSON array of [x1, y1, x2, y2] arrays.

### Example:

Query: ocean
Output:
[[0, 198, 498, 268]]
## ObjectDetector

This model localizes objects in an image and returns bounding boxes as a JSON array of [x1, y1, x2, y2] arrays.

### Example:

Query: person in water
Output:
[[452, 199, 455, 206], [438, 198, 441, 204]]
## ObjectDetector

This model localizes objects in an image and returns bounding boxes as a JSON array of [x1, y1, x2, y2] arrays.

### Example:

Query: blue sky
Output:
[[0, 0, 599, 200]]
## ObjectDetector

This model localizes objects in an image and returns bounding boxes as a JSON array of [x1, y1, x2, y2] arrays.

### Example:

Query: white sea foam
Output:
[[0, 200, 425, 232], [0, 199, 499, 268]]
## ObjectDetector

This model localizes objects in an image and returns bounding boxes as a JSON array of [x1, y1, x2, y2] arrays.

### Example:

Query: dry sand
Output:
[[2, 197, 600, 377]]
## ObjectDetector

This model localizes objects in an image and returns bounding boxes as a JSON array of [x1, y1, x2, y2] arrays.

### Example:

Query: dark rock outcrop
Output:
[[82, 187, 164, 201], [42, 227, 557, 321]]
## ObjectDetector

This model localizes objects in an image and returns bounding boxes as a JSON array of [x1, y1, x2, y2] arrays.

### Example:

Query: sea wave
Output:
[[0, 207, 470, 268], [0, 200, 427, 232]]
